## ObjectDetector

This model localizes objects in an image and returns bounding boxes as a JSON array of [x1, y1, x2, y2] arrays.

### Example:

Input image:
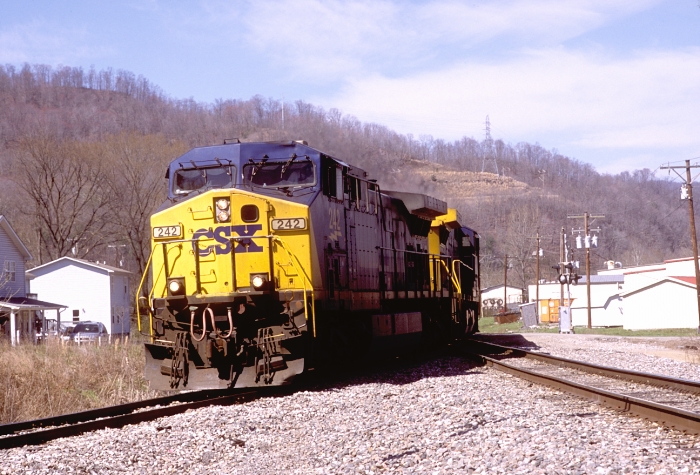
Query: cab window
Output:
[[243, 160, 315, 189], [172, 165, 236, 195]]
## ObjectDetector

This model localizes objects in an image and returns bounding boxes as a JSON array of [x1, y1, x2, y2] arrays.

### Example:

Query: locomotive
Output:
[[138, 140, 480, 391]]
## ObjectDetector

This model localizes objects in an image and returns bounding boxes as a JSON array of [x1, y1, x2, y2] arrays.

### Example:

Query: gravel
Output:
[[2, 333, 700, 474]]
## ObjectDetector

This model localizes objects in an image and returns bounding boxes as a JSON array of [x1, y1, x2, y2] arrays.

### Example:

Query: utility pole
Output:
[[559, 227, 564, 308], [569, 212, 604, 329], [527, 232, 548, 322], [661, 160, 700, 333], [535, 233, 540, 314], [503, 254, 508, 313]]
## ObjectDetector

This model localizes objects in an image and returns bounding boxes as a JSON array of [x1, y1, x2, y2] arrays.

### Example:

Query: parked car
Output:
[[60, 323, 76, 343], [70, 321, 108, 344]]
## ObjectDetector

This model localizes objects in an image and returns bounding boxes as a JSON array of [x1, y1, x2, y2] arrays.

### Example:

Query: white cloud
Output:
[[241, 0, 663, 79], [317, 46, 700, 170]]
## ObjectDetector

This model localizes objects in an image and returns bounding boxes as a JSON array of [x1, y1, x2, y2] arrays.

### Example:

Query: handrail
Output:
[[135, 243, 159, 336], [439, 259, 461, 295], [272, 236, 317, 337]]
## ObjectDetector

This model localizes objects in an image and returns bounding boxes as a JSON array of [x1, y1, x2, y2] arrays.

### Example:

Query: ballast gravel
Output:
[[2, 333, 700, 474]]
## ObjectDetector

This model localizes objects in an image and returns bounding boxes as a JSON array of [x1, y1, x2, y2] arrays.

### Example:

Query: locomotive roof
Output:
[[167, 140, 370, 182], [167, 140, 322, 175]]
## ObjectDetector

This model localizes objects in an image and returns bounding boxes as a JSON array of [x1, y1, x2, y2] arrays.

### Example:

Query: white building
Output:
[[559, 257, 700, 330], [481, 284, 523, 311], [620, 276, 699, 330], [29, 257, 132, 337], [528, 275, 624, 327]]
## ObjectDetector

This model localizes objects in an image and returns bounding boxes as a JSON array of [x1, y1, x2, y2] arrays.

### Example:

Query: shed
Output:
[[620, 277, 699, 330], [29, 257, 132, 337], [481, 284, 523, 311]]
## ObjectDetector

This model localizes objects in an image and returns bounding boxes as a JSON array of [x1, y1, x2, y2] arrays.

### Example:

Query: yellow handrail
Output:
[[440, 259, 462, 295], [135, 243, 159, 336], [272, 236, 317, 337]]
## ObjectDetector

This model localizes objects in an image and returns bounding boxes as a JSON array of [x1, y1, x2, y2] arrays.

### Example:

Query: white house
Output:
[[0, 216, 66, 344], [29, 257, 132, 337]]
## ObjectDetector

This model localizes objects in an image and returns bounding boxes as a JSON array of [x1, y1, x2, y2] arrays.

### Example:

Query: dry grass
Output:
[[0, 338, 159, 424]]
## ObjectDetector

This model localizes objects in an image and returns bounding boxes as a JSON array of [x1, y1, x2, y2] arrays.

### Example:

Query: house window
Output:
[[72, 309, 79, 323], [2, 260, 15, 282]]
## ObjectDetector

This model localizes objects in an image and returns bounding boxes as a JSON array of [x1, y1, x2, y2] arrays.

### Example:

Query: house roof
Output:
[[0, 296, 67, 311], [481, 284, 522, 293], [0, 216, 32, 260], [619, 276, 696, 298], [29, 257, 132, 275], [669, 276, 696, 285], [664, 256, 697, 264]]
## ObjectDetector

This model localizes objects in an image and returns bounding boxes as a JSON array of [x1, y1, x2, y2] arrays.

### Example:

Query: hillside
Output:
[[0, 64, 691, 289]]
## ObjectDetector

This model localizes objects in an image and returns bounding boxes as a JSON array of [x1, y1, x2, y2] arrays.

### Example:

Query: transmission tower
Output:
[[481, 115, 499, 175]]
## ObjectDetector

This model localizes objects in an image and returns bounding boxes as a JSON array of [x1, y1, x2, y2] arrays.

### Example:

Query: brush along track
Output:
[[0, 388, 269, 449], [465, 340, 700, 434]]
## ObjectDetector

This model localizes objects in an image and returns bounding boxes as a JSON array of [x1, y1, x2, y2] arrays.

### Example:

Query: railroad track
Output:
[[0, 388, 270, 449], [465, 339, 700, 434]]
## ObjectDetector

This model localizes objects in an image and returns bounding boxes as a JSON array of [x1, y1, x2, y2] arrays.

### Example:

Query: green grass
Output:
[[477, 317, 700, 337]]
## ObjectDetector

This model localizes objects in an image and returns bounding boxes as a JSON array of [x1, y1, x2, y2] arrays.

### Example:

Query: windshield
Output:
[[173, 165, 236, 195], [243, 160, 315, 189]]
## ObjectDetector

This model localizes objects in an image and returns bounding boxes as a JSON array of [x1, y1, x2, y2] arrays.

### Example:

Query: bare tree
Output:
[[12, 135, 112, 263], [102, 133, 188, 277]]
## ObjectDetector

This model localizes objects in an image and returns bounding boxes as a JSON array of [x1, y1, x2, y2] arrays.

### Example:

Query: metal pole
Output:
[[685, 160, 700, 333], [536, 232, 540, 321], [559, 227, 564, 308], [503, 254, 508, 313], [585, 212, 592, 329], [660, 160, 700, 334]]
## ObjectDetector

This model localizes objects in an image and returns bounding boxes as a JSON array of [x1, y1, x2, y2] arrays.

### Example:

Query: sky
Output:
[[1, 0, 699, 174]]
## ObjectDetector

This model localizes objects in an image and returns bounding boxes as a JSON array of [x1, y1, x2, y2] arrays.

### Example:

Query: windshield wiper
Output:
[[215, 157, 233, 177], [249, 155, 268, 178], [281, 153, 297, 177]]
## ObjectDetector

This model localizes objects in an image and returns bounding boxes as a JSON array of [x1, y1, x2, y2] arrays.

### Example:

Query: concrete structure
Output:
[[0, 216, 65, 344], [29, 257, 132, 337]]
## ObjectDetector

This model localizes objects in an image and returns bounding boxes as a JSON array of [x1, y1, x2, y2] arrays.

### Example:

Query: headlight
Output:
[[214, 197, 231, 222], [168, 280, 181, 293], [217, 210, 230, 222], [167, 278, 185, 296], [252, 275, 265, 289]]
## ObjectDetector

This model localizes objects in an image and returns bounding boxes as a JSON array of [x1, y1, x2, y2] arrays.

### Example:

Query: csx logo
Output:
[[193, 225, 263, 256]]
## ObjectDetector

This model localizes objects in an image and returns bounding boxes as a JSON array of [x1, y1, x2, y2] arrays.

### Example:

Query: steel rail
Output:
[[478, 354, 700, 434], [0, 389, 261, 450], [469, 340, 700, 394]]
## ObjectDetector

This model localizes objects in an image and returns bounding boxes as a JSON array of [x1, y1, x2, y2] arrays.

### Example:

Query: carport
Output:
[[0, 297, 67, 345]]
